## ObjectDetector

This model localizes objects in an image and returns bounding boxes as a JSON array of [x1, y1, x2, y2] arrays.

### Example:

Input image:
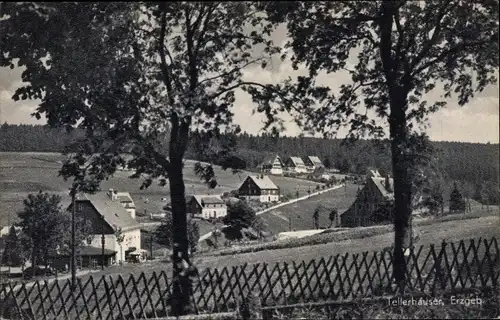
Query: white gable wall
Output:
[[86, 228, 141, 263]]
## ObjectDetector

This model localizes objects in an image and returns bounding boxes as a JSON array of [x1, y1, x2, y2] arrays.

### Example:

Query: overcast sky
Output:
[[1, 24, 498, 144]]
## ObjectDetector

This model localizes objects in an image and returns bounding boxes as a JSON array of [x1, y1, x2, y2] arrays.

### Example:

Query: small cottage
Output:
[[341, 174, 395, 227], [238, 175, 280, 203], [188, 195, 227, 219], [285, 157, 308, 174], [258, 154, 284, 175], [303, 156, 323, 172]]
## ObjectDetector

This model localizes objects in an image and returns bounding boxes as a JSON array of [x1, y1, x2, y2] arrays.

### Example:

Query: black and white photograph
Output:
[[0, 2, 499, 319]]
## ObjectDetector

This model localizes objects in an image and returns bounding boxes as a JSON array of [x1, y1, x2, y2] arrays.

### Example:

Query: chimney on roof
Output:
[[108, 188, 118, 201], [384, 175, 393, 192]]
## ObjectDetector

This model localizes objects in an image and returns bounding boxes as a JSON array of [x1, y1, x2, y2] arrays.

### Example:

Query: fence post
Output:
[[239, 291, 262, 320]]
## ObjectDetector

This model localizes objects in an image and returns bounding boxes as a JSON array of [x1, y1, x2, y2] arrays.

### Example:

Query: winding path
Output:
[[198, 184, 345, 242]]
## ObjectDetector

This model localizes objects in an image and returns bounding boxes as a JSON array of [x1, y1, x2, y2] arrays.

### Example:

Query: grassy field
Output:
[[0, 152, 322, 226], [72, 213, 499, 280], [259, 183, 359, 233]]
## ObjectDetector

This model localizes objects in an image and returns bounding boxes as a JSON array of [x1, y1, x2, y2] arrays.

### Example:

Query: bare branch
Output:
[[193, 3, 218, 60], [185, 6, 197, 90], [198, 58, 264, 86], [410, 0, 453, 71], [378, 2, 396, 86], [136, 134, 171, 171], [393, 4, 406, 71], [412, 39, 491, 76], [158, 4, 175, 105], [211, 81, 303, 113]]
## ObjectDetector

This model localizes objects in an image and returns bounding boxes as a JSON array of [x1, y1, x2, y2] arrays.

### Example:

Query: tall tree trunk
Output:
[[389, 93, 413, 292], [169, 154, 191, 315]]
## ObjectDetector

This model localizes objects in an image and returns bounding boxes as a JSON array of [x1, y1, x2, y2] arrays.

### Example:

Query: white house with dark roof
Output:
[[70, 192, 142, 264], [285, 156, 308, 174], [258, 154, 284, 175], [188, 195, 227, 219], [238, 175, 280, 203]]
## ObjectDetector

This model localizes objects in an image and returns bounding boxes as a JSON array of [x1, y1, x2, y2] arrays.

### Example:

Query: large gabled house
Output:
[[341, 174, 395, 227], [188, 195, 227, 219], [66, 191, 142, 265], [258, 154, 284, 175], [285, 156, 308, 174], [303, 156, 323, 172], [238, 175, 280, 203]]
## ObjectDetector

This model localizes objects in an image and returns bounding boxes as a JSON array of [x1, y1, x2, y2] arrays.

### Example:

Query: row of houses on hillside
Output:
[[259, 155, 325, 175], [187, 175, 280, 219]]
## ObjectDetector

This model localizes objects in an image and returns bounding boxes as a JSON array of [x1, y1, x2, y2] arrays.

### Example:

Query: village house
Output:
[[258, 154, 284, 175], [64, 191, 142, 266], [307, 166, 332, 181], [341, 172, 395, 227], [285, 156, 308, 174], [303, 156, 324, 172], [188, 195, 227, 219], [238, 175, 280, 203]]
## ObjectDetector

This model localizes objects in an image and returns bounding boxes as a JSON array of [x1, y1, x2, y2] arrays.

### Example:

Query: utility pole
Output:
[[70, 190, 76, 291], [101, 214, 105, 270], [150, 232, 153, 260]]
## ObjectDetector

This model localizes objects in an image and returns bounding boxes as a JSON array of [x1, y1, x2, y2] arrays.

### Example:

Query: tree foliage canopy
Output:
[[154, 213, 200, 253], [224, 201, 257, 230], [264, 1, 499, 139], [17, 192, 66, 265]]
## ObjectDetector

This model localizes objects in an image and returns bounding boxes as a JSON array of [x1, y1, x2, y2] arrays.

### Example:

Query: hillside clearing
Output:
[[259, 183, 358, 233], [0, 153, 322, 226]]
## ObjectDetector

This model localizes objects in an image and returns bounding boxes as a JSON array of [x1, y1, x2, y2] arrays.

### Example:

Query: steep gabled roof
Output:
[[192, 195, 226, 207], [370, 177, 394, 200], [368, 169, 382, 178], [80, 192, 141, 232], [307, 156, 323, 166], [242, 175, 279, 190], [258, 154, 283, 167], [288, 157, 306, 167]]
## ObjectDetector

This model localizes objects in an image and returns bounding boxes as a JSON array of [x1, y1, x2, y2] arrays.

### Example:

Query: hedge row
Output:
[[217, 225, 394, 256], [215, 209, 498, 256]]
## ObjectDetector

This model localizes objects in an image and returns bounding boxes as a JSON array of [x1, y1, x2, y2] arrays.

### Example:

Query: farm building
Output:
[[188, 195, 227, 219], [341, 174, 395, 227], [285, 156, 308, 174], [238, 175, 280, 203], [67, 192, 142, 264], [303, 156, 324, 172], [48, 246, 117, 270], [258, 154, 284, 175]]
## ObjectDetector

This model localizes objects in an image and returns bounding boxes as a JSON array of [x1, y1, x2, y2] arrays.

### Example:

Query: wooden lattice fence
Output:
[[0, 237, 498, 320]]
